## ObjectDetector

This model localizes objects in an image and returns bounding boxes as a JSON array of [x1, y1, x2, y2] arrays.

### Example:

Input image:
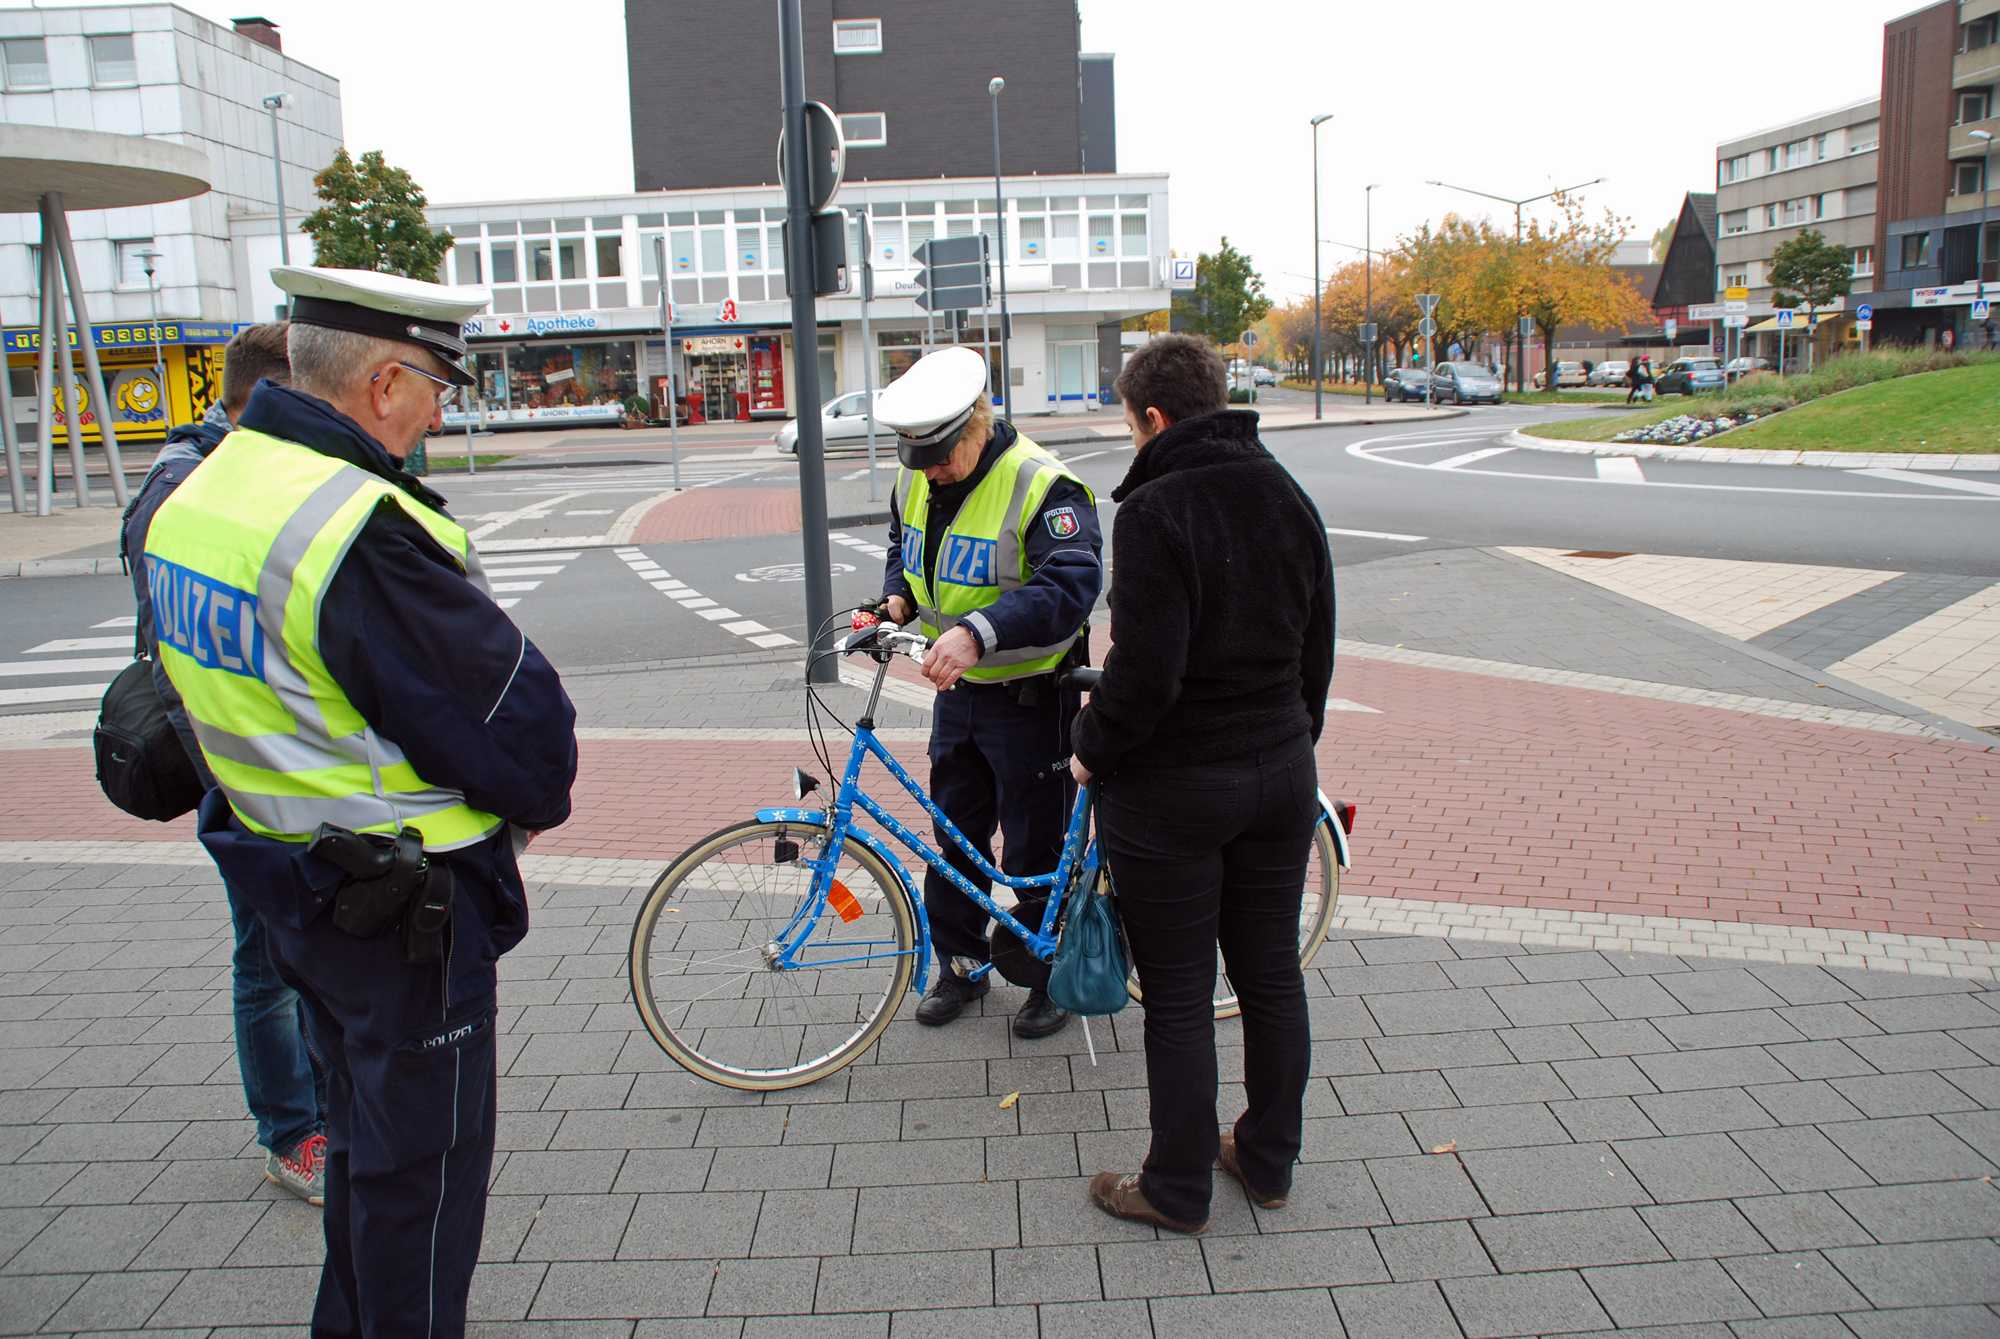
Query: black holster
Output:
[[309, 823, 452, 963]]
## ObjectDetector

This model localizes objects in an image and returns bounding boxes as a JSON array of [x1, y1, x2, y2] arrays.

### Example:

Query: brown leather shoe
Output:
[[1088, 1171, 1209, 1235], [1217, 1133, 1288, 1209]]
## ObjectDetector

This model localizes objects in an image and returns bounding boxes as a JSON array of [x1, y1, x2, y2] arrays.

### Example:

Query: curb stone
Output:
[[1504, 428, 2000, 471], [0, 556, 125, 581]]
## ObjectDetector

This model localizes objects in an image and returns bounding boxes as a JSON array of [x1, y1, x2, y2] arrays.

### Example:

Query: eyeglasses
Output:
[[373, 361, 459, 407]]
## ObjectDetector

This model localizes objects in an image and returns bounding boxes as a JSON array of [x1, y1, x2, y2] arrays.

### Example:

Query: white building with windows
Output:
[[0, 6, 340, 329], [233, 174, 1171, 427], [1713, 99, 1879, 309]]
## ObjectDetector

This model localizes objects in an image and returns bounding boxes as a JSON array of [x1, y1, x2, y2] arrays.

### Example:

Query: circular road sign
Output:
[[1855, 303, 1873, 322], [776, 101, 845, 211]]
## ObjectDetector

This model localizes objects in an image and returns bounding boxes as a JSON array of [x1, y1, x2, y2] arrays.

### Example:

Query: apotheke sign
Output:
[[464, 308, 659, 339]]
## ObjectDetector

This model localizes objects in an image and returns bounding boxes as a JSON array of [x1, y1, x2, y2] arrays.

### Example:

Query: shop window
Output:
[[595, 236, 622, 279], [90, 34, 137, 86], [876, 329, 925, 386], [1900, 233, 1931, 269], [834, 19, 882, 53], [1088, 215, 1114, 257], [840, 113, 887, 147], [490, 243, 519, 284], [1120, 214, 1147, 258], [504, 341, 637, 411], [2, 38, 50, 91], [527, 240, 554, 283]]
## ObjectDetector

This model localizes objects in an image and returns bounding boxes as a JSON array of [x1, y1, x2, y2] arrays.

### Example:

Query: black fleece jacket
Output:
[[1072, 410, 1335, 777]]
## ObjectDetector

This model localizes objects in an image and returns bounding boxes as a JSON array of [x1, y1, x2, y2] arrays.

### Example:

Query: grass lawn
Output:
[[418, 453, 514, 473], [1502, 390, 1634, 406], [1723, 362, 2000, 453], [1525, 362, 2000, 452]]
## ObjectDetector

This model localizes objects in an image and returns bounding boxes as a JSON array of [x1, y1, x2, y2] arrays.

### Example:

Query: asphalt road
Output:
[[5, 397, 1996, 712]]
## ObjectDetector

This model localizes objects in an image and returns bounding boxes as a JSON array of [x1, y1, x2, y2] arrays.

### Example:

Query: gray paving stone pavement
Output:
[[1, 858, 1998, 1336]]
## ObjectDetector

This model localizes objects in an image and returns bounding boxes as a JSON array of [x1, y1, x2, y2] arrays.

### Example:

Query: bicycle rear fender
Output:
[[755, 806, 933, 992], [1318, 791, 1354, 869]]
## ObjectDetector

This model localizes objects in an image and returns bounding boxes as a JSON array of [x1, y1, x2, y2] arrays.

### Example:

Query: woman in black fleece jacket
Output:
[[1072, 335, 1335, 1234]]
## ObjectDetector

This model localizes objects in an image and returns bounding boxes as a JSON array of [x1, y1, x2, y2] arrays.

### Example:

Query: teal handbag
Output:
[[1048, 871, 1130, 1016]]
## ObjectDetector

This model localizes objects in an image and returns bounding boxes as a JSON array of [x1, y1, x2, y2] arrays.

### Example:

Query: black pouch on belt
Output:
[[402, 860, 454, 965], [309, 823, 429, 939]]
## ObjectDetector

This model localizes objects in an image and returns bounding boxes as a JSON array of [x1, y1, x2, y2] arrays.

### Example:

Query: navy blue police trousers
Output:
[[924, 675, 1079, 978], [261, 862, 503, 1339]]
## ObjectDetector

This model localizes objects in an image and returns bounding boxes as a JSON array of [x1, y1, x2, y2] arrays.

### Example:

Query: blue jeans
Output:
[[224, 875, 326, 1155]]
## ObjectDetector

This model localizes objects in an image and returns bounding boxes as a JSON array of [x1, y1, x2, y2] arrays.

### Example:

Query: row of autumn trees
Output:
[[1263, 195, 1652, 387]]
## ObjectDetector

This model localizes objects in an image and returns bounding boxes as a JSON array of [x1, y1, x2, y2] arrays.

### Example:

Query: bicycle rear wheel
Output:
[[629, 819, 917, 1090], [1123, 810, 1342, 1020]]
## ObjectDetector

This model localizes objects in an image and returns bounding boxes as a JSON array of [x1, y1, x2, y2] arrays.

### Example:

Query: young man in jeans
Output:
[[121, 322, 329, 1203]]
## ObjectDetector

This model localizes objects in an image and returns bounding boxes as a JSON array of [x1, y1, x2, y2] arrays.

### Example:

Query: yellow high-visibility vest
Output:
[[144, 427, 504, 851]]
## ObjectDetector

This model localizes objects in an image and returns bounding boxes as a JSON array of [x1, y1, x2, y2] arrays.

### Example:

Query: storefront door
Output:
[[1055, 342, 1091, 404], [688, 352, 745, 422]]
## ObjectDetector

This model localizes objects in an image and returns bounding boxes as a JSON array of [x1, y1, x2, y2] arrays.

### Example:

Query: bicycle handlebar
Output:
[[835, 621, 930, 665]]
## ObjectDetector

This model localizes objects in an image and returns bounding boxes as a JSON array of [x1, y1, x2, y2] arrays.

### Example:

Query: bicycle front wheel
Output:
[[1124, 810, 1342, 1020], [629, 819, 917, 1090]]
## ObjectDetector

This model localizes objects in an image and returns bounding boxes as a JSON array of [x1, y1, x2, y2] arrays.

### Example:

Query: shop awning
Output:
[[1744, 311, 1845, 334]]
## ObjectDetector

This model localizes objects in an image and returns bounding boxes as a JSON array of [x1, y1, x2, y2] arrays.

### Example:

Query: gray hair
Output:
[[285, 323, 408, 401]]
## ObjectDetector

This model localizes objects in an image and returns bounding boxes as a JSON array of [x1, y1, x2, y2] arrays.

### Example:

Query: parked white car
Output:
[[775, 390, 886, 455]]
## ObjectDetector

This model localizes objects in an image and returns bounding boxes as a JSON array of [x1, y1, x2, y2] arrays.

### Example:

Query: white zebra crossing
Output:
[[615, 547, 797, 651], [482, 549, 583, 610]]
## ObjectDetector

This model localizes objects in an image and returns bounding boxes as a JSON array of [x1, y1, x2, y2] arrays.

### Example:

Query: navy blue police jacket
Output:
[[882, 420, 1103, 660], [181, 382, 579, 954]]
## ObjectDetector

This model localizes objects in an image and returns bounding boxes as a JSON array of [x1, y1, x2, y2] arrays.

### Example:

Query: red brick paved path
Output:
[[9, 657, 1997, 941], [628, 486, 803, 543]]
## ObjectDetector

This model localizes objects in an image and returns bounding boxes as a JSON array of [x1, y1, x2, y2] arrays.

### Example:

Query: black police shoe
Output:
[[1012, 987, 1071, 1039], [915, 972, 990, 1027]]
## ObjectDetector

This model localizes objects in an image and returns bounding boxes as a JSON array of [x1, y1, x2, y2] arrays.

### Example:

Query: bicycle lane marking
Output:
[[614, 547, 797, 651]]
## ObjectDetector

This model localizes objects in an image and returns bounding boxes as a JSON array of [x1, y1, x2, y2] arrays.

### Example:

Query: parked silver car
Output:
[[775, 390, 885, 455], [1432, 362, 1504, 406], [1587, 360, 1630, 387]]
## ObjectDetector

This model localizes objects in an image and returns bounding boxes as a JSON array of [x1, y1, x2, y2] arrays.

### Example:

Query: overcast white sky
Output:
[[10, 0, 1911, 300]]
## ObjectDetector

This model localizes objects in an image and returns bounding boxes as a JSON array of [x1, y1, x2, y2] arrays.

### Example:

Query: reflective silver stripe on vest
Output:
[[991, 456, 1055, 601], [206, 462, 487, 842], [981, 638, 1082, 669]]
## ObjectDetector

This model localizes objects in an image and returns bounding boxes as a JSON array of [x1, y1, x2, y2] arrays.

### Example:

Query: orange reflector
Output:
[[828, 880, 863, 923]]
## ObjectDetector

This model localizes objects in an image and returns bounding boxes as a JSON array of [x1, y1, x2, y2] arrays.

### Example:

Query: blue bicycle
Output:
[[629, 619, 1354, 1091]]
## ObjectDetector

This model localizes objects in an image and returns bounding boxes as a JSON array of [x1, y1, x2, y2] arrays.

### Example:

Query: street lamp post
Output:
[[136, 249, 165, 384], [1309, 114, 1332, 419], [989, 77, 1012, 422], [1973, 129, 1995, 346], [262, 92, 290, 314], [1364, 183, 1378, 404], [1427, 175, 1604, 393]]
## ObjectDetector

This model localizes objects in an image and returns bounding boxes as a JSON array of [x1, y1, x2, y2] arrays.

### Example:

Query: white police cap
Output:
[[272, 266, 490, 386], [874, 345, 989, 467]]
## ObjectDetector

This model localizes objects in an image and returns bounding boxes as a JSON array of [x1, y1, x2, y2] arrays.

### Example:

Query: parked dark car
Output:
[[1382, 368, 1434, 402], [1432, 362, 1503, 405], [1655, 357, 1726, 396]]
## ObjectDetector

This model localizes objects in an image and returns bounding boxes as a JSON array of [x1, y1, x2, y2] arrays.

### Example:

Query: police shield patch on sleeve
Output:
[[1043, 506, 1080, 540]]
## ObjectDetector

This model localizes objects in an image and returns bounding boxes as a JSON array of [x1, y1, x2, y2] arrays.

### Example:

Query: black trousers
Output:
[[260, 867, 503, 1339], [1098, 738, 1318, 1223], [924, 676, 1077, 979]]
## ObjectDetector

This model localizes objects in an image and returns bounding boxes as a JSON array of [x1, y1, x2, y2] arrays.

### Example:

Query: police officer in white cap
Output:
[[143, 266, 578, 1336], [875, 346, 1103, 1038]]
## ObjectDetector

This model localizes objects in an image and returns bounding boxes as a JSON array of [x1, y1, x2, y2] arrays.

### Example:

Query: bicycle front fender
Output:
[[1316, 790, 1353, 869], [754, 806, 932, 993]]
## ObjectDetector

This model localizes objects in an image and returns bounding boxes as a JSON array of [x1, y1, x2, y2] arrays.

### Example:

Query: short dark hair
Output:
[[221, 321, 291, 414], [1114, 333, 1227, 426]]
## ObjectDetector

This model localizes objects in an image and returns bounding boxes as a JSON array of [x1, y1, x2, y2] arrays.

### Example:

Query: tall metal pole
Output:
[[43, 205, 90, 509], [1310, 114, 1330, 420], [1974, 131, 1995, 345], [49, 193, 128, 504], [778, 0, 835, 683], [1365, 184, 1376, 404], [989, 77, 1011, 422], [34, 232, 58, 516], [139, 251, 164, 383], [264, 93, 290, 315], [859, 213, 880, 503], [0, 323, 20, 513], [654, 236, 681, 490]]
